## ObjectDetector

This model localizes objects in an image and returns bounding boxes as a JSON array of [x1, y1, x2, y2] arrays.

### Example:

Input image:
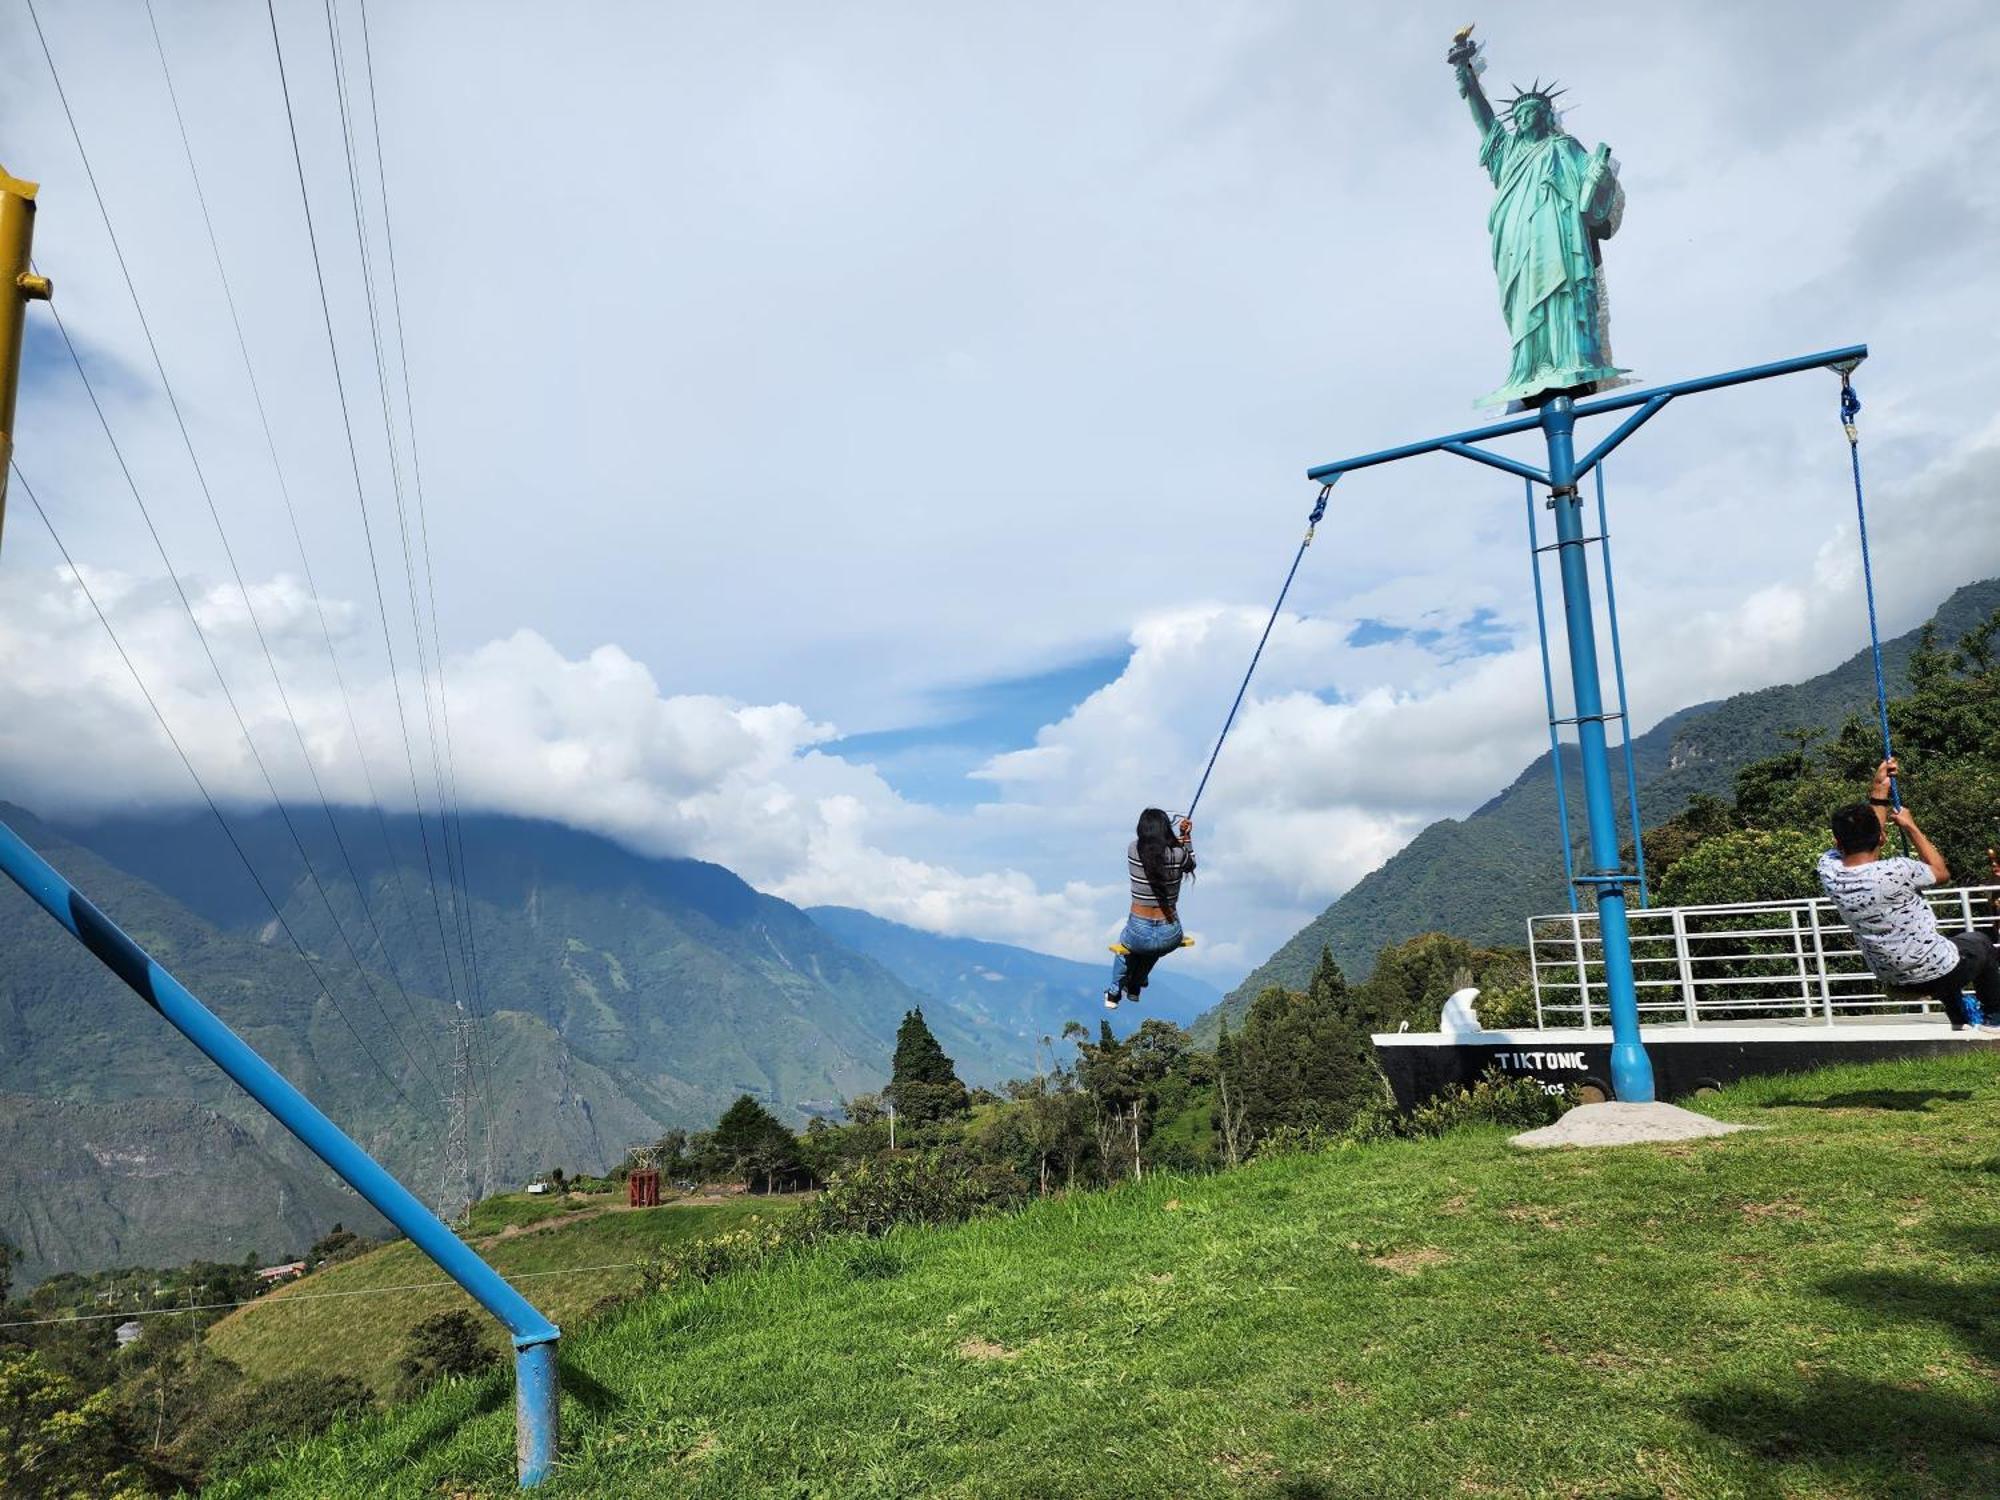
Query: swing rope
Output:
[[1185, 481, 1334, 821], [1841, 373, 1900, 810]]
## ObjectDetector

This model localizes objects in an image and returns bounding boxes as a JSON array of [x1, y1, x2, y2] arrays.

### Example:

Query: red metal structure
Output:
[[627, 1168, 661, 1208]]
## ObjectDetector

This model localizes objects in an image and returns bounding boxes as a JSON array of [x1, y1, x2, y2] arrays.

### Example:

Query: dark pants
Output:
[[1918, 931, 2000, 1028]]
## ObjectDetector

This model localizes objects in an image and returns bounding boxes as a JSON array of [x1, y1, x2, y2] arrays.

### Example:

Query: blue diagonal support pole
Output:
[[1304, 343, 1867, 1102], [0, 816, 562, 1486]]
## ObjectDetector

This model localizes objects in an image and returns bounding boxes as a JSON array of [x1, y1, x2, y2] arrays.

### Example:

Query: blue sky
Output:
[[824, 648, 1131, 807]]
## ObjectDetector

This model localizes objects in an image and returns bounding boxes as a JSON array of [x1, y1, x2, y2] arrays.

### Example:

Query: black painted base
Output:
[[1374, 1025, 1988, 1109]]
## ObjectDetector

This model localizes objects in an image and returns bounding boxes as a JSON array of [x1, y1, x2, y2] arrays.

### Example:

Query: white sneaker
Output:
[[1103, 991, 1119, 1010]]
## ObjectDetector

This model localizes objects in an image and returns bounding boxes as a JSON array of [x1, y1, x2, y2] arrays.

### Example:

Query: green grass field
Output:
[[463, 1188, 619, 1235], [214, 1054, 2000, 1498], [205, 1197, 790, 1395]]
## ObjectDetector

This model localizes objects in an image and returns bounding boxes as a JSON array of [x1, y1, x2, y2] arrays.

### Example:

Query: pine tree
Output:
[[711, 1094, 800, 1191], [1235, 946, 1385, 1140], [1308, 944, 1349, 1009], [885, 1009, 969, 1124]]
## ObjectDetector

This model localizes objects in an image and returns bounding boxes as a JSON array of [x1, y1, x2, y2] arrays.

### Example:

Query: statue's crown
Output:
[[1507, 78, 1567, 111]]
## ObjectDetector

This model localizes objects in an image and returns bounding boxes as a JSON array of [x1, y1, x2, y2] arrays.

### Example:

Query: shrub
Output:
[[640, 1152, 1028, 1298], [0, 1350, 149, 1499], [1243, 1071, 1569, 1156], [788, 1152, 1024, 1243], [1252, 1123, 1345, 1158], [1474, 981, 1538, 1030], [641, 1221, 786, 1294], [394, 1310, 498, 1399], [1399, 1068, 1572, 1138]]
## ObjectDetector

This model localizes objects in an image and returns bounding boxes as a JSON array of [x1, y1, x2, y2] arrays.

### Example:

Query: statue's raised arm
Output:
[[1446, 25, 1629, 408], [1447, 25, 1496, 138]]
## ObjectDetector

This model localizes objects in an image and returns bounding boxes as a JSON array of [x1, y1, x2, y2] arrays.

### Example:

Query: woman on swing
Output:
[[1105, 809, 1194, 1010]]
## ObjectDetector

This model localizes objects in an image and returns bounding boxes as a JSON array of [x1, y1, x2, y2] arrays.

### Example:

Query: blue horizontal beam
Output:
[[1306, 409, 1543, 483], [1304, 343, 1868, 485], [1566, 344, 1868, 422]]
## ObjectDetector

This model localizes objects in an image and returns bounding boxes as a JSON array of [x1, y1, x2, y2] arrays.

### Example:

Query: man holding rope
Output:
[[1819, 758, 2000, 1032]]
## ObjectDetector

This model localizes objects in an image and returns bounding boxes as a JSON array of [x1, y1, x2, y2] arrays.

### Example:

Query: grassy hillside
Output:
[[220, 1052, 2000, 1498], [1218, 576, 2000, 1022], [205, 1196, 790, 1396]]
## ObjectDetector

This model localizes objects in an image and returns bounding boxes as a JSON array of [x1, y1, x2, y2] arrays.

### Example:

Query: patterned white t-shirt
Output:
[[1816, 851, 1958, 985]]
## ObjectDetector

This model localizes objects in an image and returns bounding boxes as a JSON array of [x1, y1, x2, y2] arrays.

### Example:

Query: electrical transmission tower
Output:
[[437, 1007, 477, 1224]]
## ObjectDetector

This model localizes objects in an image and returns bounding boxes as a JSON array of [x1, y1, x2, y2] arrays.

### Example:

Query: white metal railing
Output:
[[1527, 884, 1999, 1029]]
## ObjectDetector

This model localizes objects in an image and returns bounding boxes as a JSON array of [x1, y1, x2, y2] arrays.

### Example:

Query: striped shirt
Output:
[[1128, 839, 1192, 912], [1816, 851, 1958, 985]]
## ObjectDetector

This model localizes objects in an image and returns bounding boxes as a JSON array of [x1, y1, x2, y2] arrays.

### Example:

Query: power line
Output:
[[352, 0, 505, 1185], [25, 0, 444, 1103], [10, 463, 419, 1113], [354, 0, 485, 1018], [141, 0, 451, 1089], [322, 0, 475, 1012], [355, 0, 499, 1140], [260, 0, 477, 1053], [326, 0, 503, 1151]]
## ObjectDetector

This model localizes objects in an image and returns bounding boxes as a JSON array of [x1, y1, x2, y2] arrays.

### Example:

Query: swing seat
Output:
[[1108, 937, 1196, 954]]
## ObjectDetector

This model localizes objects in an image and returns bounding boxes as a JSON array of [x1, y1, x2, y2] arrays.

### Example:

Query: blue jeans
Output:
[[1110, 914, 1183, 997]]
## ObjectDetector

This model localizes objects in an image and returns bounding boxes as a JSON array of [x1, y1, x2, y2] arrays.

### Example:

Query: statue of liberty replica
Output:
[[1448, 26, 1628, 408]]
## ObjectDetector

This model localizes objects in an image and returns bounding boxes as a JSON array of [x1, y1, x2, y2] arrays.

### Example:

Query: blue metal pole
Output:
[[1594, 465, 1651, 908], [1540, 399, 1654, 1101], [1523, 478, 1578, 911], [0, 814, 561, 1485], [515, 1341, 560, 1486]]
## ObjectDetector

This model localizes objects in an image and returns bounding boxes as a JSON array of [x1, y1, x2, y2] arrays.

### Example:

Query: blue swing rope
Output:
[[1842, 374, 1899, 809], [1185, 481, 1334, 821]]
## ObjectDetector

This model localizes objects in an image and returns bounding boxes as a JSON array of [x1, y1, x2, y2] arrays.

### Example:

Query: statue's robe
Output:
[[1478, 118, 1626, 407]]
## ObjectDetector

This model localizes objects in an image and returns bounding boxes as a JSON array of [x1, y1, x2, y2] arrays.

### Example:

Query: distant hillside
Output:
[[806, 906, 1222, 1045], [0, 1093, 359, 1283], [54, 810, 1019, 1109], [1209, 576, 2000, 1030]]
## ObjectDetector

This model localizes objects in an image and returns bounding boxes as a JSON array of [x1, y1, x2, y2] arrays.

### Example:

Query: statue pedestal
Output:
[[1482, 362, 1630, 411]]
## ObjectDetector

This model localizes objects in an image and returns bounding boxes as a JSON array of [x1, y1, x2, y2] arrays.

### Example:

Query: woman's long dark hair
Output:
[[1135, 807, 1192, 920]]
